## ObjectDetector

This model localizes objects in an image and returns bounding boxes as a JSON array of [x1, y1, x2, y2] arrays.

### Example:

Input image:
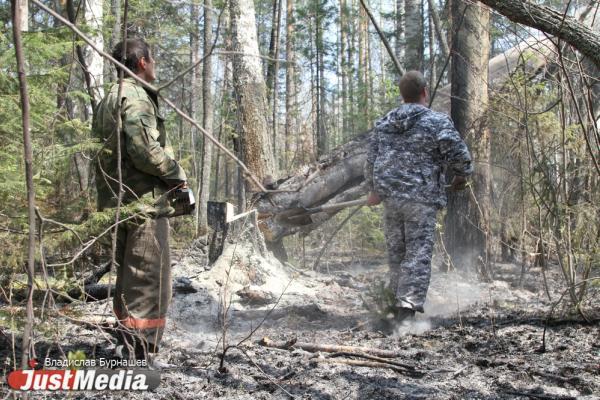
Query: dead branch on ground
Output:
[[258, 336, 402, 358]]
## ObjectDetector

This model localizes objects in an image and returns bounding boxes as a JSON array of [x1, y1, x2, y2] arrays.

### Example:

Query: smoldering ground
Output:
[[1, 240, 598, 399]]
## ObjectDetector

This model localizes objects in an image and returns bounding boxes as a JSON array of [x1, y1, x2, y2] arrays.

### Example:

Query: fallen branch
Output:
[[310, 357, 423, 377], [258, 336, 401, 358], [327, 351, 416, 371]]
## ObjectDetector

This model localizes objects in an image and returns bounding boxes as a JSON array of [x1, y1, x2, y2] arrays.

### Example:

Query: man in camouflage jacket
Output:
[[364, 71, 473, 322], [93, 39, 187, 356]]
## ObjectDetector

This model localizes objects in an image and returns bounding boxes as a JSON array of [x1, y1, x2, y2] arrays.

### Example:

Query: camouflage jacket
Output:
[[92, 78, 187, 211], [364, 103, 473, 209]]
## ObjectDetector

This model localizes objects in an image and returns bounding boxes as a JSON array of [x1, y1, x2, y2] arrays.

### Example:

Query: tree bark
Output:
[[198, 0, 214, 235], [12, 0, 36, 369], [83, 0, 104, 101], [395, 0, 404, 69], [108, 0, 121, 80], [269, 0, 282, 163], [427, 0, 449, 60], [230, 0, 276, 190], [285, 0, 296, 171], [190, 1, 201, 232], [315, 1, 327, 157], [445, 0, 492, 277], [404, 0, 424, 71]]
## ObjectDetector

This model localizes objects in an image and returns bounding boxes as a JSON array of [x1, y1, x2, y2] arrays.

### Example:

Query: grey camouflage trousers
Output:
[[383, 200, 437, 312]]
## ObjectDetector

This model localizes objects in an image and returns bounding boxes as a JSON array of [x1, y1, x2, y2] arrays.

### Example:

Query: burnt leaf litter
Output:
[[0, 247, 598, 399]]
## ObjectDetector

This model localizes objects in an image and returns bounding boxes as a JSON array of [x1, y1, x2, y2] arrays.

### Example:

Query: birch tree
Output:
[[83, 0, 103, 100], [404, 0, 423, 71], [230, 0, 276, 189]]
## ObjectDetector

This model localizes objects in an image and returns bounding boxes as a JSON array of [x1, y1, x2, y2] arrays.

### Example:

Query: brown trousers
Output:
[[113, 217, 172, 351]]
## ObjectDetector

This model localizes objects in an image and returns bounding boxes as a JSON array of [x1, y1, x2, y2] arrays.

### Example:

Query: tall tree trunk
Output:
[[266, 0, 282, 101], [358, 4, 368, 130], [198, 0, 215, 235], [268, 0, 282, 164], [314, 0, 327, 157], [230, 0, 276, 189], [428, 5, 436, 88], [395, 0, 405, 69], [12, 0, 35, 369], [83, 0, 104, 101], [285, 0, 296, 171], [65, 0, 98, 116], [347, 1, 356, 134], [404, 0, 424, 71], [213, 55, 232, 200], [445, 0, 492, 278], [427, 0, 449, 60], [190, 2, 201, 232], [108, 0, 121, 80]]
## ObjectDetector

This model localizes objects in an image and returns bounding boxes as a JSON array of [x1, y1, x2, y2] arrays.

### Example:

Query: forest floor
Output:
[[0, 239, 599, 399]]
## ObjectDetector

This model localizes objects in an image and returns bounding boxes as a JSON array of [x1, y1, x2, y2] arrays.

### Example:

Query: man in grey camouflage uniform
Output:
[[364, 71, 473, 322], [93, 39, 187, 356]]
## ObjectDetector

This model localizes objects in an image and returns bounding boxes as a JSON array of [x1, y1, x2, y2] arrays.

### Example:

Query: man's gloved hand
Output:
[[169, 185, 195, 217], [449, 176, 468, 192], [367, 191, 382, 206]]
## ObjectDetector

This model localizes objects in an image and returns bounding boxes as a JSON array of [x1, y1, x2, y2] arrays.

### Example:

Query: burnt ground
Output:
[[0, 242, 599, 400]]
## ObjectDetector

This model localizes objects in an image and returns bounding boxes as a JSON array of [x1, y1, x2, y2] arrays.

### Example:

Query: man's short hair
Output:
[[399, 71, 427, 103], [112, 39, 151, 74]]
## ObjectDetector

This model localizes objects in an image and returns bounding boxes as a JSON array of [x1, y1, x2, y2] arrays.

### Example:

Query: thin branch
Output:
[[47, 214, 140, 267], [213, 50, 291, 64]]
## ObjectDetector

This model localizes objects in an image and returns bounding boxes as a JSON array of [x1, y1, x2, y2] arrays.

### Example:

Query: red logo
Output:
[[27, 359, 38, 369]]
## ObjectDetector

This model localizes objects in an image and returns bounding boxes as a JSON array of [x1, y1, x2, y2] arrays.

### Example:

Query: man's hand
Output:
[[367, 192, 382, 206], [449, 176, 468, 192]]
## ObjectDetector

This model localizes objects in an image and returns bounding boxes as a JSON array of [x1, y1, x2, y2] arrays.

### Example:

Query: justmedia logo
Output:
[[7, 368, 160, 391]]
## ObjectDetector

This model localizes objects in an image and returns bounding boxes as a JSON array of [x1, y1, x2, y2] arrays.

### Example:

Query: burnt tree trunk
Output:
[[445, 0, 492, 277]]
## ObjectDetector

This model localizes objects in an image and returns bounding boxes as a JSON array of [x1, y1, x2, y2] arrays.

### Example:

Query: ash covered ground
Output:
[[1, 240, 598, 399]]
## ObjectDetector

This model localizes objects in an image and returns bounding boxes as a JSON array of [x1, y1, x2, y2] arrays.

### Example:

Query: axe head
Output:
[[207, 201, 236, 229]]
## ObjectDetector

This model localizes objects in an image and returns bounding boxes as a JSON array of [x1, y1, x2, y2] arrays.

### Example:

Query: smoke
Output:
[[426, 270, 486, 317], [392, 270, 487, 336]]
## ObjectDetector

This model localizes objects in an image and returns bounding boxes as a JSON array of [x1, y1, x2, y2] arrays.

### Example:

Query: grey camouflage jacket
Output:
[[364, 103, 473, 209]]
